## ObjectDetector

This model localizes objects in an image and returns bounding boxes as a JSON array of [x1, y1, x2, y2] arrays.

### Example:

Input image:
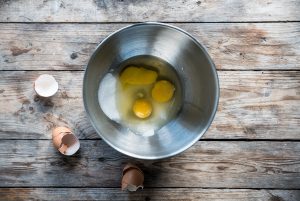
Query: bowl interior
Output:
[[83, 23, 219, 159]]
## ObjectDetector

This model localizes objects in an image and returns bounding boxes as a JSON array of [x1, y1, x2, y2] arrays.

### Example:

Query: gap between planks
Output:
[[1, 21, 300, 24], [1, 69, 300, 72], [0, 187, 299, 190], [1, 139, 300, 142]]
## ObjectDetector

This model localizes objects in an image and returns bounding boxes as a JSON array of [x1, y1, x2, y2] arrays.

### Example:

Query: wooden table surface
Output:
[[0, 0, 299, 200]]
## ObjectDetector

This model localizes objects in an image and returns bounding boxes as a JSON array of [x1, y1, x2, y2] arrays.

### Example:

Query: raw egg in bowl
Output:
[[83, 23, 219, 159]]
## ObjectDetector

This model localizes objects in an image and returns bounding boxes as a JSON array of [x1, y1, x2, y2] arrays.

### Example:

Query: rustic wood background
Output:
[[0, 0, 299, 200]]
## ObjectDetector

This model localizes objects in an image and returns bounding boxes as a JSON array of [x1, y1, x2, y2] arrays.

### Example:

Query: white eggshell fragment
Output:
[[34, 74, 58, 97], [52, 127, 80, 156]]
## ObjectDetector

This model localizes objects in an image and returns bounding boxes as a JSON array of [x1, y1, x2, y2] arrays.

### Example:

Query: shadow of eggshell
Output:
[[52, 127, 80, 156], [121, 163, 144, 191]]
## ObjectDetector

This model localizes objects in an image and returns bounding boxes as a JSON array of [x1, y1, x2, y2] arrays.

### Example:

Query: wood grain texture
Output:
[[0, 140, 299, 188], [0, 0, 299, 198], [0, 71, 299, 140], [0, 188, 299, 201], [0, 0, 299, 22], [0, 23, 299, 70]]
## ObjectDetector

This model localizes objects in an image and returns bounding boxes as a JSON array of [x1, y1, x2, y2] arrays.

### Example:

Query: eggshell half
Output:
[[34, 74, 58, 97], [52, 127, 80, 156], [121, 164, 144, 191]]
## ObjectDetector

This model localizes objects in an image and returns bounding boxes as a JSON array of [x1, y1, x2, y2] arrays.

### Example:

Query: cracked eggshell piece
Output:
[[121, 163, 144, 191], [52, 127, 80, 156], [34, 74, 58, 97]]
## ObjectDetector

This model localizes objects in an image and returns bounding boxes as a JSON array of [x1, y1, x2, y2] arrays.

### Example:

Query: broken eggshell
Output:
[[52, 127, 80, 156], [34, 74, 58, 97], [121, 164, 144, 191]]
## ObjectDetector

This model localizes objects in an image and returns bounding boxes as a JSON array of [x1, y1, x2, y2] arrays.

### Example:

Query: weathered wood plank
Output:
[[0, 188, 299, 201], [0, 71, 299, 139], [0, 0, 299, 22], [0, 23, 299, 70], [0, 140, 299, 188]]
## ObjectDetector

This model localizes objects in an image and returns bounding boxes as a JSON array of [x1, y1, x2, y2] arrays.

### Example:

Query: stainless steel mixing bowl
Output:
[[83, 22, 219, 160]]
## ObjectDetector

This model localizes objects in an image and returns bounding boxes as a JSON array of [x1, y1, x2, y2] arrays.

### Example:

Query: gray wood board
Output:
[[0, 188, 299, 201], [0, 71, 299, 139], [0, 23, 299, 70], [0, 140, 299, 188], [0, 0, 299, 22]]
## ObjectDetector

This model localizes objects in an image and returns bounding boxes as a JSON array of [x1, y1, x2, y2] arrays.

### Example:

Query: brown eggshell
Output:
[[52, 127, 80, 155], [52, 127, 72, 149], [121, 164, 144, 191]]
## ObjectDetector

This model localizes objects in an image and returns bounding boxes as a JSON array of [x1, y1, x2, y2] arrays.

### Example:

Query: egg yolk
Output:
[[120, 66, 158, 85], [151, 80, 175, 103], [132, 99, 152, 119]]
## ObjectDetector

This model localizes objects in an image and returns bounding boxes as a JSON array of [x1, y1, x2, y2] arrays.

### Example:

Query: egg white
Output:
[[98, 73, 180, 137]]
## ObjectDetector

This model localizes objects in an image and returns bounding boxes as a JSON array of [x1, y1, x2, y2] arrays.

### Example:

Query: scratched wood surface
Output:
[[0, 23, 299, 71], [0, 189, 299, 201], [0, 0, 299, 22], [0, 0, 300, 200], [1, 140, 299, 188], [0, 71, 299, 140]]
